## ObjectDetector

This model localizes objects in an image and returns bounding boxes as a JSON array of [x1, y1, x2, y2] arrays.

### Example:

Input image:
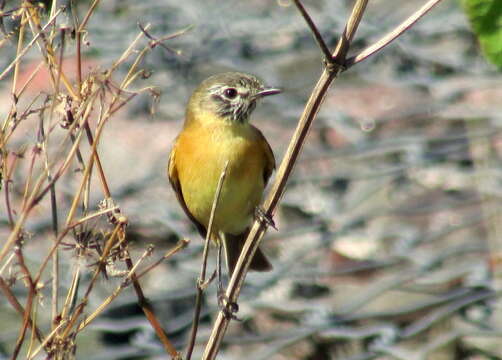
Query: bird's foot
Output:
[[254, 207, 277, 230], [217, 288, 240, 321]]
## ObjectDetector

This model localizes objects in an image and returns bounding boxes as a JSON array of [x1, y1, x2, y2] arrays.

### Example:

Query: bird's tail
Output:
[[223, 230, 272, 276]]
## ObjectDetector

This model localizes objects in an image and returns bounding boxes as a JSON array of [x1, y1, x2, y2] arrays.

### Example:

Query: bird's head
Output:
[[187, 72, 280, 124]]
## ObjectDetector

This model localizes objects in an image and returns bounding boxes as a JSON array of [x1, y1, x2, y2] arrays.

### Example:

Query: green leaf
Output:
[[461, 0, 502, 69]]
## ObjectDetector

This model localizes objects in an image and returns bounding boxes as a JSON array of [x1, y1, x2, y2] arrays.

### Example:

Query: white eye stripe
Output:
[[209, 85, 250, 98]]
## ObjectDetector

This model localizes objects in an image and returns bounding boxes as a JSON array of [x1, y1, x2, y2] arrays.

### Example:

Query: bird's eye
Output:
[[224, 88, 238, 99]]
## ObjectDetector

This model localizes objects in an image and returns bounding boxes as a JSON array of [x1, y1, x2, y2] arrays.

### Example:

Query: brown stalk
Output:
[[24, 4, 78, 99], [27, 320, 67, 360], [186, 162, 229, 360], [84, 25, 188, 359], [4, 152, 19, 228], [43, 27, 67, 324], [59, 222, 124, 340], [346, 0, 444, 68], [10, 5, 27, 97], [135, 239, 190, 279], [0, 277, 46, 348], [0, 104, 89, 267], [0, 7, 63, 82], [76, 239, 188, 332], [122, 248, 181, 359], [11, 245, 37, 360], [291, 0, 332, 64], [200, 0, 444, 357]]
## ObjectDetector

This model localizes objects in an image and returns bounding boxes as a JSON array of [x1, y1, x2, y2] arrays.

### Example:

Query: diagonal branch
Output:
[[346, 0, 443, 68], [201, 1, 369, 359], [292, 0, 332, 64], [200, 0, 448, 357]]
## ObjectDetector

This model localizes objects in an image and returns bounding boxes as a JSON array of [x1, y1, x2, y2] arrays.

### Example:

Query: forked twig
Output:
[[138, 22, 193, 55], [201, 0, 446, 358]]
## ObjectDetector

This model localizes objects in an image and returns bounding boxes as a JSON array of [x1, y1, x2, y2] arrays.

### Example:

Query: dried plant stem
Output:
[[0, 7, 63, 82], [27, 320, 67, 360], [201, 0, 447, 356], [123, 249, 180, 359], [4, 153, 19, 228], [59, 222, 124, 340], [0, 174, 44, 265], [0, 277, 46, 348], [1, 3, 188, 359], [346, 0, 444, 67], [60, 265, 80, 321], [186, 162, 229, 360], [78, 0, 100, 32], [0, 111, 88, 266], [10, 7, 27, 96], [135, 239, 190, 279], [76, 245, 151, 331], [12, 246, 37, 360], [196, 0, 452, 357], [77, 239, 188, 332], [292, 0, 332, 63], [45, 29, 67, 323], [83, 122, 111, 197]]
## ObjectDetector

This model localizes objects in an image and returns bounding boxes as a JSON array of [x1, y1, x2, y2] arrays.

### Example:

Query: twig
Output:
[[77, 239, 188, 332], [135, 238, 190, 280], [123, 248, 181, 359], [0, 277, 46, 348], [40, 27, 65, 322], [0, 100, 91, 266], [292, 0, 333, 65], [11, 245, 37, 360], [27, 320, 67, 360], [77, 0, 100, 32], [10, 5, 27, 97], [138, 22, 193, 55], [346, 0, 444, 68], [83, 122, 111, 198], [0, 7, 63, 81], [4, 152, 19, 228], [186, 162, 229, 360]]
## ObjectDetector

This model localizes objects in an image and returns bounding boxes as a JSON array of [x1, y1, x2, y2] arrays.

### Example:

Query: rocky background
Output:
[[1, 0, 502, 359]]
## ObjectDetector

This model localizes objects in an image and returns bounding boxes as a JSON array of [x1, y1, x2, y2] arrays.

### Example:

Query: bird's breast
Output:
[[175, 122, 266, 234]]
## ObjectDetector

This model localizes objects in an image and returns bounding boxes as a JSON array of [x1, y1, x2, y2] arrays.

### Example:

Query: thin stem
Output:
[[0, 8, 63, 82], [0, 277, 46, 348], [346, 0, 444, 68], [186, 161, 229, 360], [292, 0, 332, 63], [123, 249, 180, 358]]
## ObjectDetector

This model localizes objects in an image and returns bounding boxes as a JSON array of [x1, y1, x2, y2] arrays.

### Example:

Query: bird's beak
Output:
[[254, 87, 281, 99]]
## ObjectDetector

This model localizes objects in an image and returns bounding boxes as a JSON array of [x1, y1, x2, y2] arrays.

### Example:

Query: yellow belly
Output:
[[175, 123, 266, 235]]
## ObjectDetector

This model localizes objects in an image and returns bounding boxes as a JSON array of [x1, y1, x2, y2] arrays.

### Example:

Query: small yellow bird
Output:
[[168, 72, 280, 275]]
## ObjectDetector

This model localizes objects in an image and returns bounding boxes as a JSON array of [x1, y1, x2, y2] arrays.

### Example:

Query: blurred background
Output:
[[1, 0, 502, 359]]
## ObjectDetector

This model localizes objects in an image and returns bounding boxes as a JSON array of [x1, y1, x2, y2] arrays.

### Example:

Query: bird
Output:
[[168, 72, 280, 276]]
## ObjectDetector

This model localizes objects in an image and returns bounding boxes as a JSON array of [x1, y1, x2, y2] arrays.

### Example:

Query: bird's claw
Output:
[[217, 288, 240, 321], [255, 207, 277, 230]]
